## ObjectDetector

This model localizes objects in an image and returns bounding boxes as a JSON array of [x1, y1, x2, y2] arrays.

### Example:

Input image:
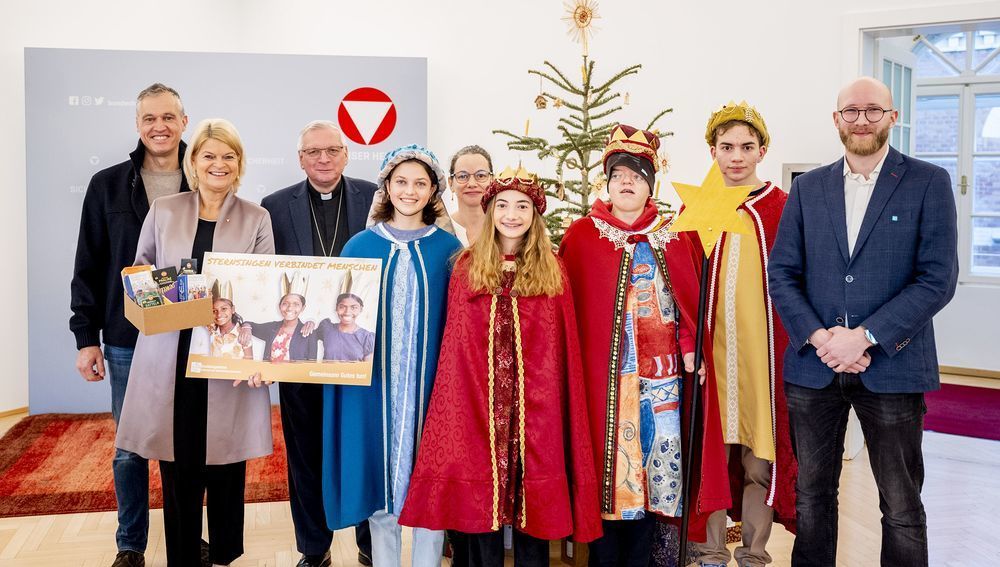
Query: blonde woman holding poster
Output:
[[115, 118, 274, 567]]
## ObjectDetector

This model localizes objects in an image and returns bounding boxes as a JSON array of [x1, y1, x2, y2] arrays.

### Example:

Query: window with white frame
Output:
[[890, 23, 1000, 280]]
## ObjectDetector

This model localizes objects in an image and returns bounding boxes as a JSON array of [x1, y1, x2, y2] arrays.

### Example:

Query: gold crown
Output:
[[610, 126, 652, 145], [705, 100, 770, 147], [339, 271, 353, 296], [602, 124, 661, 173], [482, 165, 547, 214], [495, 165, 538, 185], [280, 271, 309, 298], [211, 279, 234, 301]]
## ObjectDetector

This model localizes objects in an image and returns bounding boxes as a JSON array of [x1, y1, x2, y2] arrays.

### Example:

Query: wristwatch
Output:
[[864, 328, 878, 346]]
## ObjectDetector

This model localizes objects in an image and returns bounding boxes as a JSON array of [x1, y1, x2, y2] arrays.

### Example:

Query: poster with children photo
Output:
[[186, 252, 382, 385]]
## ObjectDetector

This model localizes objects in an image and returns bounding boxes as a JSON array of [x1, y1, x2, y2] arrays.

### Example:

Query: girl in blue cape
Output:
[[321, 144, 461, 567]]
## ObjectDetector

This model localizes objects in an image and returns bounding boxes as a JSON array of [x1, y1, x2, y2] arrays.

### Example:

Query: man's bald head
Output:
[[837, 77, 893, 110]]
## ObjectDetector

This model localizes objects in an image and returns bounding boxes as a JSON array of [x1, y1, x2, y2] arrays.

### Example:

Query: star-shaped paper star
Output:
[[670, 161, 755, 257]]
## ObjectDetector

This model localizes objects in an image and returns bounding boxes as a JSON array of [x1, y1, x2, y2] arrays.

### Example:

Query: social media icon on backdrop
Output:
[[94, 96, 105, 106], [81, 96, 93, 106], [68, 96, 79, 106], [89, 156, 100, 166]]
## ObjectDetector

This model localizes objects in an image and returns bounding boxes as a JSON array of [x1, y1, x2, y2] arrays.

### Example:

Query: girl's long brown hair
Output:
[[461, 197, 563, 297]]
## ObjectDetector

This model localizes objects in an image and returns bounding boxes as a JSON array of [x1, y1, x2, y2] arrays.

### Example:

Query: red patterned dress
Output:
[[398, 254, 602, 542]]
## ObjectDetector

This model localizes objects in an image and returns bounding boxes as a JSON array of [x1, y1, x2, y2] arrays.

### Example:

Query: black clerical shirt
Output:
[[308, 178, 351, 257]]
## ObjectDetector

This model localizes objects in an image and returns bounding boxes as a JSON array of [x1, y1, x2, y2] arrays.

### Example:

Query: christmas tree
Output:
[[492, 0, 674, 243]]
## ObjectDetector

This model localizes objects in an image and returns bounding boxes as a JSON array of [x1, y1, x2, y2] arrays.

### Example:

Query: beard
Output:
[[839, 124, 891, 156]]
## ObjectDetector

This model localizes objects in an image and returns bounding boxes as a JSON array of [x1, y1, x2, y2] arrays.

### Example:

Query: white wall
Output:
[[2, 0, 998, 412]]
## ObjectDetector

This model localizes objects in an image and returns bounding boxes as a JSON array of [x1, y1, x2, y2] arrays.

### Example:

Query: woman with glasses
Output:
[[444, 145, 494, 246]]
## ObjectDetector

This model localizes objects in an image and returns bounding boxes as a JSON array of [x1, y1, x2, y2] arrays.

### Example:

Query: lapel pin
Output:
[[891, 215, 899, 222]]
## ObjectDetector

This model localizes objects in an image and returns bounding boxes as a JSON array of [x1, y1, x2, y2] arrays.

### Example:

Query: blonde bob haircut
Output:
[[462, 196, 563, 298], [183, 118, 246, 193]]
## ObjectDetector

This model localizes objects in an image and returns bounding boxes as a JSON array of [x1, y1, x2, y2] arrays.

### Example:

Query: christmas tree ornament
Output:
[[535, 76, 548, 109], [563, 0, 600, 57]]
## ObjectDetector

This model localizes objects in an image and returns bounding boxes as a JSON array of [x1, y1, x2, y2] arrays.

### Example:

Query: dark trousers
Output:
[[785, 374, 928, 567], [357, 519, 372, 559], [280, 382, 335, 555], [449, 530, 469, 567], [587, 516, 656, 567], [159, 459, 246, 566], [463, 529, 549, 567]]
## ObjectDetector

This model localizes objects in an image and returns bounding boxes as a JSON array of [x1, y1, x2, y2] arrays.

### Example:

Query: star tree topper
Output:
[[670, 161, 755, 257]]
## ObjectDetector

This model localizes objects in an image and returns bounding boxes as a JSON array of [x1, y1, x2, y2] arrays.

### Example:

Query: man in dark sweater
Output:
[[69, 83, 189, 567], [259, 121, 377, 567]]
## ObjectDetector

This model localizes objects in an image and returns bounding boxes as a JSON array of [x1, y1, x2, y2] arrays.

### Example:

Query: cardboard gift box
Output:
[[123, 292, 214, 336]]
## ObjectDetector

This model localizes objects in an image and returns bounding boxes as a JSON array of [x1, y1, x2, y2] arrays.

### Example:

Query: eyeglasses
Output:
[[838, 107, 894, 123], [451, 170, 492, 185], [299, 146, 345, 159]]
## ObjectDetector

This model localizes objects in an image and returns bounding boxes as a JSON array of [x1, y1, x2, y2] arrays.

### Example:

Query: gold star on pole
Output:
[[670, 161, 755, 257]]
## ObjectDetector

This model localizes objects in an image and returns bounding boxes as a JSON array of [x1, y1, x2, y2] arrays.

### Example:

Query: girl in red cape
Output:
[[398, 167, 602, 565]]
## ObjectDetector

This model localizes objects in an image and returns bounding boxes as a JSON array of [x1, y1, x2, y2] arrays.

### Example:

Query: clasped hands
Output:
[[809, 326, 873, 374]]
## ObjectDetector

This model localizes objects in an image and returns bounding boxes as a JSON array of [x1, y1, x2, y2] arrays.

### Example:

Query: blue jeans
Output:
[[368, 509, 443, 567], [105, 344, 149, 554], [784, 374, 928, 567]]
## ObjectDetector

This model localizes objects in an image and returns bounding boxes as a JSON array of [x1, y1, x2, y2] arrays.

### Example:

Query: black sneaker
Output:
[[297, 550, 332, 567], [357, 549, 373, 566], [110, 551, 145, 567]]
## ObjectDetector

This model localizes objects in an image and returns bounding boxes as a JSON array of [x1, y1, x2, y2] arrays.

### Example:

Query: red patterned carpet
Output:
[[924, 383, 1000, 441], [0, 406, 288, 518]]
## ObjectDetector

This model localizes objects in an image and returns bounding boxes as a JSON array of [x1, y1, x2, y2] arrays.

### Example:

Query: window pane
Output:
[[928, 32, 968, 71], [974, 94, 1000, 152], [973, 28, 1000, 68], [892, 64, 903, 110], [920, 157, 958, 193], [915, 95, 959, 153], [902, 126, 911, 154], [902, 66, 912, 122], [913, 40, 961, 78], [979, 54, 1000, 76], [973, 157, 1000, 214], [891, 127, 900, 148], [883, 60, 893, 84], [971, 216, 1000, 276]]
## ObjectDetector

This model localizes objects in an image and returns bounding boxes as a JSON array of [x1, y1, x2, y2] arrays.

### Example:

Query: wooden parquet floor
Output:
[[1, 375, 998, 566]]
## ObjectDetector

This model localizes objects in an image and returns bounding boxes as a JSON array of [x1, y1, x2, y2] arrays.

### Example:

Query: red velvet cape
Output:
[[398, 255, 603, 542], [703, 184, 797, 533], [558, 200, 731, 542]]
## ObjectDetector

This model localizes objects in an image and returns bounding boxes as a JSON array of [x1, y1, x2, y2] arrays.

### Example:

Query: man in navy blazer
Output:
[[260, 121, 376, 567], [769, 78, 958, 566]]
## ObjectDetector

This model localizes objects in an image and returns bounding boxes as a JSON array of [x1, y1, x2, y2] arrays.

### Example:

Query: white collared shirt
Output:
[[843, 147, 890, 255]]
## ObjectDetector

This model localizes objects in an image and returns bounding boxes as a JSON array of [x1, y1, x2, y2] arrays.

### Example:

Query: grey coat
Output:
[[115, 190, 276, 464]]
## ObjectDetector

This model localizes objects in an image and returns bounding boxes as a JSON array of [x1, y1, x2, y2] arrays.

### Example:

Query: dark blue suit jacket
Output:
[[261, 176, 377, 256], [768, 147, 958, 393]]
